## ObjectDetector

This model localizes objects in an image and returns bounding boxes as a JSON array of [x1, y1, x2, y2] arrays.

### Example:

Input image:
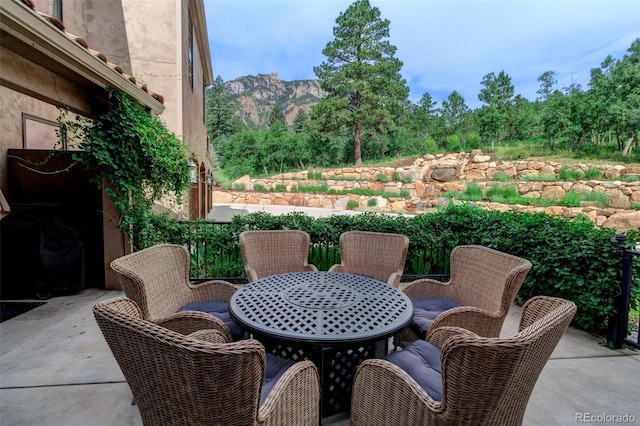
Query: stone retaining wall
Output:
[[218, 151, 640, 232]]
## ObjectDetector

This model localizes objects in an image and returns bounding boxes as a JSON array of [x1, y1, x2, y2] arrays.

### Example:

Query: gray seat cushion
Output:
[[410, 297, 461, 338], [384, 339, 443, 401], [179, 301, 244, 339], [260, 354, 296, 403]]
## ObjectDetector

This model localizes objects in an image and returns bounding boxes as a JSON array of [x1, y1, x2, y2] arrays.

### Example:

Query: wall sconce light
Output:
[[188, 159, 198, 183], [205, 170, 212, 186]]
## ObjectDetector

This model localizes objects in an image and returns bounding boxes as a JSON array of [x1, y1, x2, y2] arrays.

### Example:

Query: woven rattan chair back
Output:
[[448, 245, 531, 334], [93, 297, 266, 426], [109, 244, 197, 320], [331, 231, 409, 287], [437, 296, 576, 425], [351, 296, 576, 426], [239, 230, 317, 282]]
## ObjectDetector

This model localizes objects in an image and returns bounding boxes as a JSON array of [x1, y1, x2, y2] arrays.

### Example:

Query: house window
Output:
[[53, 0, 63, 21], [22, 113, 66, 150], [188, 10, 194, 90]]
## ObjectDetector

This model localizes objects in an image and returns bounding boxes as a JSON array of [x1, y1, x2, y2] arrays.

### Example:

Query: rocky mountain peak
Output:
[[224, 74, 326, 129]]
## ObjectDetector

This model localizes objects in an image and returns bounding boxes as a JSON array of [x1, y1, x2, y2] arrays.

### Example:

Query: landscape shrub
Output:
[[583, 168, 603, 180], [559, 166, 584, 181], [467, 133, 481, 149], [492, 170, 511, 182], [423, 136, 438, 153], [145, 204, 634, 337], [445, 134, 462, 152], [346, 200, 359, 209], [376, 173, 389, 183]]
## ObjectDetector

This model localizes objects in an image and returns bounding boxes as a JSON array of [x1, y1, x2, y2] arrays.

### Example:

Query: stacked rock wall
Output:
[[216, 151, 640, 232]]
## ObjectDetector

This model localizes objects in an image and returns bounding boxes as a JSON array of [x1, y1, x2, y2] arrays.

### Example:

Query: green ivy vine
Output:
[[58, 89, 190, 249]]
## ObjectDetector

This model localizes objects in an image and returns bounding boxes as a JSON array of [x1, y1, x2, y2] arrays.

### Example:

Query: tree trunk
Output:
[[622, 136, 635, 155], [354, 120, 362, 166]]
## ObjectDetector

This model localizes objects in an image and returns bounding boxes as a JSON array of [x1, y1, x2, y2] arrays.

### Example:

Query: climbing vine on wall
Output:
[[58, 89, 190, 248]]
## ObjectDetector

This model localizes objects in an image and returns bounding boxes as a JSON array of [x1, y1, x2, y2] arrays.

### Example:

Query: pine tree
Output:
[[313, 0, 408, 165]]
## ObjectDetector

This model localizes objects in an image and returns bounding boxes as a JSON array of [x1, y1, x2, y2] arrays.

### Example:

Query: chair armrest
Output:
[[402, 278, 454, 299], [426, 326, 480, 348], [188, 279, 239, 302], [244, 267, 259, 283], [258, 360, 321, 424], [351, 358, 440, 425], [428, 306, 504, 338], [304, 264, 319, 272], [328, 264, 343, 273], [188, 329, 229, 344], [154, 311, 233, 342], [388, 271, 402, 288]]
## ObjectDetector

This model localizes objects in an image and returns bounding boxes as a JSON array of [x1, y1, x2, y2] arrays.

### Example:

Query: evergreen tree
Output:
[[440, 91, 469, 136], [292, 109, 309, 133], [268, 105, 286, 127], [313, 0, 409, 165], [205, 76, 242, 139], [478, 71, 515, 146]]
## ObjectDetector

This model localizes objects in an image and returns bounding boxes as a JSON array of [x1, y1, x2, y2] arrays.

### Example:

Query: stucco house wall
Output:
[[1, 0, 214, 290], [82, 0, 213, 217]]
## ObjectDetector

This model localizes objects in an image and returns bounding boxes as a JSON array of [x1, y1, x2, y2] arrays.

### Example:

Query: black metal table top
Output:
[[229, 271, 414, 346]]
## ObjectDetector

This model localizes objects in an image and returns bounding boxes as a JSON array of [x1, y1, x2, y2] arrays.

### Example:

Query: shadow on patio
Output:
[[1, 288, 638, 425]]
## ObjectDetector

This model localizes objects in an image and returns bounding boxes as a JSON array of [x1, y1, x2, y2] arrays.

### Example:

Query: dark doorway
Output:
[[1, 149, 104, 299]]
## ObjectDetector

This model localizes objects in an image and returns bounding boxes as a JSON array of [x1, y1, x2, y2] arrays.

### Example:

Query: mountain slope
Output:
[[224, 73, 326, 129]]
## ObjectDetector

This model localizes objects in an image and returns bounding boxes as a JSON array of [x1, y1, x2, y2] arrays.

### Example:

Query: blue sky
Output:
[[204, 0, 640, 109]]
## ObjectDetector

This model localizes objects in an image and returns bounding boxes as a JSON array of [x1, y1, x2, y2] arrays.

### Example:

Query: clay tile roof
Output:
[[18, 0, 164, 105]]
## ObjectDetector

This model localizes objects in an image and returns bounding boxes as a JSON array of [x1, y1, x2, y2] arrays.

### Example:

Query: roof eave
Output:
[[0, 0, 164, 114]]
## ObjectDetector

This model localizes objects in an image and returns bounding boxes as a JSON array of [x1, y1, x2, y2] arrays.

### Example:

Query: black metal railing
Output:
[[608, 234, 640, 350], [182, 221, 452, 284], [180, 221, 639, 349]]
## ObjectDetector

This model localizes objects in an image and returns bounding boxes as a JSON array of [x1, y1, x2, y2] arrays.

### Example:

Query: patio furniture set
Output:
[[97, 230, 576, 426]]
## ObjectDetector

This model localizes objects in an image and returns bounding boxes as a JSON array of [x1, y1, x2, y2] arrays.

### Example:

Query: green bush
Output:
[[273, 184, 287, 192], [583, 169, 603, 180], [560, 191, 582, 207], [253, 184, 267, 192], [492, 171, 511, 182], [346, 200, 359, 210], [583, 191, 609, 206], [446, 134, 462, 152], [424, 136, 438, 153], [467, 133, 481, 149], [521, 174, 557, 182], [560, 166, 584, 181], [461, 181, 483, 201], [146, 205, 634, 338], [307, 170, 323, 180], [367, 198, 378, 207], [376, 174, 389, 183]]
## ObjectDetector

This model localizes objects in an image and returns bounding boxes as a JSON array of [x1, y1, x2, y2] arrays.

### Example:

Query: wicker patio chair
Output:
[[110, 243, 242, 341], [240, 230, 318, 282], [94, 297, 320, 426], [394, 245, 532, 347], [328, 231, 409, 287], [351, 296, 576, 426]]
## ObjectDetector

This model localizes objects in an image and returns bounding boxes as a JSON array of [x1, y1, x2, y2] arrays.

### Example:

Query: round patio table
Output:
[[229, 271, 413, 418]]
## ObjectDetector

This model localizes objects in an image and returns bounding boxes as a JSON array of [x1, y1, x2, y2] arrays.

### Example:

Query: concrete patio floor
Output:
[[1, 287, 638, 426]]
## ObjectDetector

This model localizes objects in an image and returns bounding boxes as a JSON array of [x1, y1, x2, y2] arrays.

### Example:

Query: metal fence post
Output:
[[608, 234, 632, 349]]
